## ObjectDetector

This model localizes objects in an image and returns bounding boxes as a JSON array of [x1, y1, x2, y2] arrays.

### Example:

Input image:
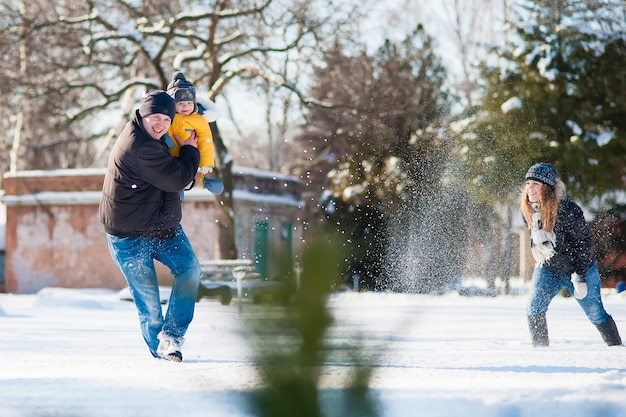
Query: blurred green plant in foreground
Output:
[[243, 232, 380, 417]]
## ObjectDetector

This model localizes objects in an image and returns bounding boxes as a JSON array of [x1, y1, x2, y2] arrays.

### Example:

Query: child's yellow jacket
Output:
[[168, 108, 214, 169]]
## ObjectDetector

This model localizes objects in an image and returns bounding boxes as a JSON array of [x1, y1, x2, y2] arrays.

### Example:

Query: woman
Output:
[[521, 162, 621, 347]]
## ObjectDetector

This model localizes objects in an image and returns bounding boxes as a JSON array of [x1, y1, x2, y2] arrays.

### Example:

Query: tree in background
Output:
[[456, 0, 626, 205], [591, 204, 626, 286], [294, 26, 459, 292], [0, 1, 97, 173], [452, 0, 626, 290]]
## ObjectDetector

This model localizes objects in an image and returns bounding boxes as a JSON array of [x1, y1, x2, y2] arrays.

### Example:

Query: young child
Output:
[[166, 71, 222, 194]]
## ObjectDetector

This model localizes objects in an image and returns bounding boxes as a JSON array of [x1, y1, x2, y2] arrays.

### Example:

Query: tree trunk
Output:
[[210, 121, 238, 259], [500, 205, 514, 295], [10, 112, 23, 174]]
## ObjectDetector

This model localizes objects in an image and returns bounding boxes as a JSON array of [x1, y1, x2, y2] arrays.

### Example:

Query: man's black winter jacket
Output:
[[99, 110, 200, 239]]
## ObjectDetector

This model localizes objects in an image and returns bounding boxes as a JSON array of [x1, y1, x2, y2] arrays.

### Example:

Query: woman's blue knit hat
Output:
[[525, 163, 558, 187]]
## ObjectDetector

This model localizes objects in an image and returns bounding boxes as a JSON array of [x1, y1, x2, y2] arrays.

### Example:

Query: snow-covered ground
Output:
[[1, 285, 626, 417]]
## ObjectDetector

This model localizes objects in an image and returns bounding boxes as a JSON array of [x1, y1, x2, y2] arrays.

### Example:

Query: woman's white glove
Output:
[[198, 166, 213, 175], [571, 273, 587, 299]]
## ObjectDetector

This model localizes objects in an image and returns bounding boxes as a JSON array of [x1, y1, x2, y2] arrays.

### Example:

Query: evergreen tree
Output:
[[295, 26, 456, 291], [457, 0, 626, 206]]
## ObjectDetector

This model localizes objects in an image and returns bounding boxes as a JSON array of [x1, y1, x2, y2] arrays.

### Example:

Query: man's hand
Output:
[[173, 130, 198, 149]]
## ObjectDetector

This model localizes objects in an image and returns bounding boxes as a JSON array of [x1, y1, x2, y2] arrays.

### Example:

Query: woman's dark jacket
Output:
[[543, 197, 594, 276], [99, 110, 200, 239]]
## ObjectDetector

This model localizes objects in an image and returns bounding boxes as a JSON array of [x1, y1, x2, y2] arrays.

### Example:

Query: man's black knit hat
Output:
[[139, 90, 176, 118]]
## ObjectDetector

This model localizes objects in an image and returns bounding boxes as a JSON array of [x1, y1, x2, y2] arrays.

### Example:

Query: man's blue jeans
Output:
[[106, 225, 201, 357], [527, 261, 609, 325]]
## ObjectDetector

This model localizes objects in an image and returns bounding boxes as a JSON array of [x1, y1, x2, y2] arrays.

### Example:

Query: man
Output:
[[99, 90, 201, 362]]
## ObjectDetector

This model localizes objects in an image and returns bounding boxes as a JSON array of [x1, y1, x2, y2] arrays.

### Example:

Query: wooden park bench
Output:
[[197, 259, 289, 306]]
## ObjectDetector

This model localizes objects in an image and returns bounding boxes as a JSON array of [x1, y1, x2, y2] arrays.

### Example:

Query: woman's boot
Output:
[[596, 316, 622, 346], [528, 314, 549, 347]]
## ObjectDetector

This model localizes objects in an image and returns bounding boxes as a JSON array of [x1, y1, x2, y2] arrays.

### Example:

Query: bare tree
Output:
[[0, 0, 97, 177], [1, 0, 371, 258]]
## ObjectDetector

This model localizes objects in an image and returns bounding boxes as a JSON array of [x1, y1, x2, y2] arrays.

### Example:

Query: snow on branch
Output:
[[65, 77, 160, 122], [58, 9, 99, 24], [173, 44, 207, 70], [170, 0, 272, 22]]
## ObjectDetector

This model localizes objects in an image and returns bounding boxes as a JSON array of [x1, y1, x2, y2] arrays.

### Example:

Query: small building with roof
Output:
[[0, 167, 303, 293]]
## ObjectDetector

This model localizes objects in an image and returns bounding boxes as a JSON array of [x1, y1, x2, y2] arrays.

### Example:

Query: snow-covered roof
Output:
[[0, 166, 303, 209], [3, 168, 107, 178], [3, 166, 300, 181], [232, 166, 300, 182]]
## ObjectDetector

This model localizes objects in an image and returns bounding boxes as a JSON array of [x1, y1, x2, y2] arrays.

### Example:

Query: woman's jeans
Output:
[[106, 225, 201, 357], [527, 261, 609, 325]]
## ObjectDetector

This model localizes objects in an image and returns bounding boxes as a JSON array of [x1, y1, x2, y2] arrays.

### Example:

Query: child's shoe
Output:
[[203, 177, 224, 194]]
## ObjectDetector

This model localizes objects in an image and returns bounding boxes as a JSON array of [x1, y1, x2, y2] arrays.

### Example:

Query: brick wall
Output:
[[2, 169, 122, 293], [2, 168, 303, 294]]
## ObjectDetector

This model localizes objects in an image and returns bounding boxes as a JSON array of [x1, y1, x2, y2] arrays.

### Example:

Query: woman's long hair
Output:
[[520, 179, 566, 232]]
